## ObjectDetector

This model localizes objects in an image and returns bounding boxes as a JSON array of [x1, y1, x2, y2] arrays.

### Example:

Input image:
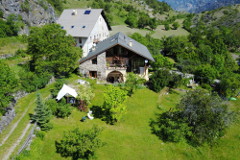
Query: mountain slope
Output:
[[197, 4, 240, 29], [159, 0, 240, 13]]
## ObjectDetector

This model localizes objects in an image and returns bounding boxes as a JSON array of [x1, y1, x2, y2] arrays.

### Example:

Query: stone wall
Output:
[[0, 91, 28, 133], [79, 52, 107, 80]]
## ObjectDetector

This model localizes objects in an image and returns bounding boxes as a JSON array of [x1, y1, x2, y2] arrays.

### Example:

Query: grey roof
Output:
[[57, 9, 111, 37], [80, 32, 155, 63]]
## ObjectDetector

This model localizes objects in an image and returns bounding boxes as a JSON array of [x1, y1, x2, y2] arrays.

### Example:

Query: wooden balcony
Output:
[[106, 64, 127, 70]]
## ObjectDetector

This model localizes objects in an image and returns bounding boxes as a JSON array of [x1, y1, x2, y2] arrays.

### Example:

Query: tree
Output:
[[0, 61, 18, 115], [164, 23, 170, 30], [151, 111, 191, 142], [125, 14, 138, 28], [56, 126, 103, 160], [218, 73, 240, 97], [30, 94, 52, 131], [101, 86, 128, 124], [124, 73, 146, 96], [149, 69, 172, 92], [77, 85, 95, 111], [178, 89, 233, 145], [27, 24, 82, 76], [151, 54, 173, 70], [45, 99, 72, 118], [172, 22, 180, 30], [195, 64, 218, 85]]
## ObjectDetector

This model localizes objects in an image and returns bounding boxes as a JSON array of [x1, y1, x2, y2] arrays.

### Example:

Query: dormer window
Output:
[[84, 10, 91, 15]]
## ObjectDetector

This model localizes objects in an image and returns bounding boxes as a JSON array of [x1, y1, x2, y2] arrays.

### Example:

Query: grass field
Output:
[[0, 37, 26, 56], [111, 24, 189, 39], [14, 82, 240, 160]]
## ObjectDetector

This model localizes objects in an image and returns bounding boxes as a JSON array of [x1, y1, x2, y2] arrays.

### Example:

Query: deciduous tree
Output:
[[56, 126, 103, 159], [27, 24, 82, 76]]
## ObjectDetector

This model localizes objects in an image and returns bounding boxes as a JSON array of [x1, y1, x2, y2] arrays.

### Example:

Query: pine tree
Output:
[[31, 93, 52, 131]]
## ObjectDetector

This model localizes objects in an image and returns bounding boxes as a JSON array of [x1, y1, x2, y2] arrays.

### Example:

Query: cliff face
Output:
[[159, 0, 240, 13], [0, 0, 56, 34]]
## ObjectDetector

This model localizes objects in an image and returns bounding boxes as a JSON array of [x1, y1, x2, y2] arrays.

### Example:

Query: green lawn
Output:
[[15, 84, 240, 160]]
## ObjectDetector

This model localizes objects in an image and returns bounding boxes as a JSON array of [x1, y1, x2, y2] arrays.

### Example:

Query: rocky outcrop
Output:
[[0, 0, 56, 34]]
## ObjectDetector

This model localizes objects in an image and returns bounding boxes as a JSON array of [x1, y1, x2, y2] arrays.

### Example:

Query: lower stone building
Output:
[[79, 32, 154, 83]]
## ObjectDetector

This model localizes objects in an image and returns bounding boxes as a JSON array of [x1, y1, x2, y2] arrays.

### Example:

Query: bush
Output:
[[55, 103, 71, 118], [101, 86, 128, 124], [35, 130, 45, 140], [19, 70, 51, 92], [56, 126, 104, 160], [123, 73, 146, 96], [151, 111, 191, 142], [15, 49, 27, 58], [149, 69, 172, 92], [46, 99, 72, 118]]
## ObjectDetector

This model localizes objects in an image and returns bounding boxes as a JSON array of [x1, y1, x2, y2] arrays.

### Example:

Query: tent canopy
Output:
[[56, 84, 78, 101]]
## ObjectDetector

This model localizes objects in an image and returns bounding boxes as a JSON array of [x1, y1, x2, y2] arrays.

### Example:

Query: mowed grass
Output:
[[15, 84, 240, 160]]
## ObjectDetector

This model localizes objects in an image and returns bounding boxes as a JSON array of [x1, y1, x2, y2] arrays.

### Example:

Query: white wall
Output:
[[81, 14, 110, 57]]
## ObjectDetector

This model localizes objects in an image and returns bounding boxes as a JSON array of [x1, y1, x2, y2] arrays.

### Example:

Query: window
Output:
[[84, 10, 91, 14], [71, 25, 74, 28], [82, 26, 86, 28], [92, 57, 97, 64], [79, 38, 82, 44], [89, 71, 97, 78], [61, 26, 64, 29]]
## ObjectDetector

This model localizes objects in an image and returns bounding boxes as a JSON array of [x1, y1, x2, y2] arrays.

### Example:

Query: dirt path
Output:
[[2, 123, 31, 160]]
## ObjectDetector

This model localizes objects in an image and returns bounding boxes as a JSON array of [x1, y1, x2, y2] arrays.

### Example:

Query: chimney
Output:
[[72, 10, 77, 15], [128, 40, 133, 47]]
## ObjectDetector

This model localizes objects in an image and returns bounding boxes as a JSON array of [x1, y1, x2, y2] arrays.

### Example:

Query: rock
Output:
[[0, 0, 56, 34]]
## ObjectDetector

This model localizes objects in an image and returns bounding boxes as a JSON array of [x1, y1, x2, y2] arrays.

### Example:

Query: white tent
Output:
[[56, 84, 78, 101]]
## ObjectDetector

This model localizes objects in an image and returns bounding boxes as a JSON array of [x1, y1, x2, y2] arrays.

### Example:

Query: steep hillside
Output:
[[159, 0, 240, 13], [0, 0, 56, 34], [194, 4, 240, 29]]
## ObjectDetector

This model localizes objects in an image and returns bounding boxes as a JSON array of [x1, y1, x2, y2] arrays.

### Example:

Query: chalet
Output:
[[79, 32, 155, 82], [57, 9, 112, 57]]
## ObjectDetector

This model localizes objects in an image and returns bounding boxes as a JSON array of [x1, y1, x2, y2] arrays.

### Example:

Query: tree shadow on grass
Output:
[[91, 105, 105, 119]]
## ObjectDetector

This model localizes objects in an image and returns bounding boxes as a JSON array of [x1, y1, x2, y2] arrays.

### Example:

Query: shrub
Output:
[[15, 49, 27, 58], [124, 73, 146, 96], [101, 86, 128, 124], [151, 111, 191, 142], [35, 130, 45, 140], [19, 71, 51, 92], [149, 69, 172, 92], [0, 61, 18, 115], [46, 99, 72, 118], [55, 103, 71, 118], [56, 126, 104, 160]]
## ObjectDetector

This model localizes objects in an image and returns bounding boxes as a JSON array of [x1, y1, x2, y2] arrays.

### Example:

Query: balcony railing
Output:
[[106, 64, 127, 70]]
